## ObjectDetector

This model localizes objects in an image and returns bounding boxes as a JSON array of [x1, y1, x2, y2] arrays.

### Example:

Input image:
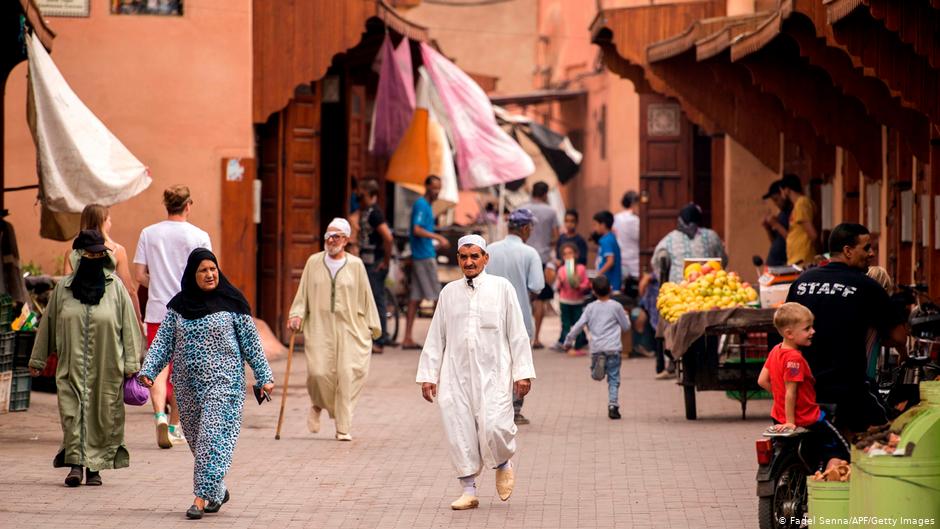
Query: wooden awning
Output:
[[594, 0, 940, 177], [253, 0, 430, 123]]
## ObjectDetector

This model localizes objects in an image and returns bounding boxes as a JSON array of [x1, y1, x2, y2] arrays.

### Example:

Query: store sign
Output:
[[36, 0, 90, 17]]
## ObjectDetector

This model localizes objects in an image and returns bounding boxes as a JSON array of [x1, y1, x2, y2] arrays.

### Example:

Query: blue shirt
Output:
[[596, 232, 622, 291], [410, 197, 436, 260], [485, 235, 544, 338]]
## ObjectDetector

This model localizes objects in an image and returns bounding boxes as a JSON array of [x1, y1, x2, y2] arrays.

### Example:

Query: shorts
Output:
[[146, 322, 173, 398], [409, 258, 441, 302], [537, 263, 554, 301]]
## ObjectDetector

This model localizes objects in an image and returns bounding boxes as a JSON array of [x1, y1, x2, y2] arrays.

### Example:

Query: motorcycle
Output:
[[755, 404, 844, 529]]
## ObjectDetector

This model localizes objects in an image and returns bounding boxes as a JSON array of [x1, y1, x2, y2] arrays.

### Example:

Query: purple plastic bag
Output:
[[123, 374, 149, 406]]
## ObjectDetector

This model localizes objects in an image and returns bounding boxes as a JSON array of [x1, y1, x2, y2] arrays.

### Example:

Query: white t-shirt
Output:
[[325, 254, 347, 279], [134, 220, 212, 323], [613, 209, 640, 279]]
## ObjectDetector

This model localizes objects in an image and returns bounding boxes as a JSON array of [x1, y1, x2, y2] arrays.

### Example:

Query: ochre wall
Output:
[[724, 136, 779, 281], [404, 0, 538, 94], [4, 0, 253, 275]]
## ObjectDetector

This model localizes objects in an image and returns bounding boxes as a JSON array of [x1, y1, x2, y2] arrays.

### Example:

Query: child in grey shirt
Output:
[[564, 275, 631, 419]]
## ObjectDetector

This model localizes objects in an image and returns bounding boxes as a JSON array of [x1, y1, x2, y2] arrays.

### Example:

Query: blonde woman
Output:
[[64, 204, 142, 321]]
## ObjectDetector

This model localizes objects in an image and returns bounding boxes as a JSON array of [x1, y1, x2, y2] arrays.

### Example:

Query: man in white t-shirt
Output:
[[613, 191, 640, 292], [134, 185, 212, 449]]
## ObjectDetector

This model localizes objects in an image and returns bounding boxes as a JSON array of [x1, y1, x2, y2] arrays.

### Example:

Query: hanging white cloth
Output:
[[26, 33, 151, 238]]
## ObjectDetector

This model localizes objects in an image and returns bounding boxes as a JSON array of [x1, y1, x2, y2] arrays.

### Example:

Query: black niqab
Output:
[[70, 256, 107, 305], [167, 248, 252, 320]]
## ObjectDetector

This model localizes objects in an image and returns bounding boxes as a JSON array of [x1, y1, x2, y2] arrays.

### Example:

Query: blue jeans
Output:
[[591, 352, 622, 406]]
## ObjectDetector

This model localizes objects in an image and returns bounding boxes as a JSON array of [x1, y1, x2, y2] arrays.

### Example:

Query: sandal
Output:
[[85, 468, 102, 486], [65, 466, 83, 487], [401, 343, 423, 350]]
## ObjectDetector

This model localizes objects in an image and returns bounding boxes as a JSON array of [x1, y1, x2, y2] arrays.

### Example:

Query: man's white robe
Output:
[[416, 271, 536, 477]]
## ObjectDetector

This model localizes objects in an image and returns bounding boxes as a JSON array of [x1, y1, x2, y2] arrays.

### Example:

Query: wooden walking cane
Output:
[[274, 330, 298, 440]]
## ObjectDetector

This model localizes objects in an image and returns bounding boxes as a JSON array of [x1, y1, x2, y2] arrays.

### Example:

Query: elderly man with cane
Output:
[[288, 218, 382, 441], [417, 234, 535, 510]]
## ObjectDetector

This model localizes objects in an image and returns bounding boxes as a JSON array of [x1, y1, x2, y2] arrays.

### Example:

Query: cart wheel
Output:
[[683, 385, 697, 420]]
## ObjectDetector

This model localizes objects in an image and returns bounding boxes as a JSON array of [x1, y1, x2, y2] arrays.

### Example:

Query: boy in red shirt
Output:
[[758, 303, 849, 462]]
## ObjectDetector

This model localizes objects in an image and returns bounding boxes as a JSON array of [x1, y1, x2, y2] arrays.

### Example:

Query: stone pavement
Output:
[[0, 316, 770, 529]]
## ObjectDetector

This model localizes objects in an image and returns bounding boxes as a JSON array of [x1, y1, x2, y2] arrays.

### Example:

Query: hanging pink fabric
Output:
[[369, 35, 415, 157], [419, 43, 534, 189]]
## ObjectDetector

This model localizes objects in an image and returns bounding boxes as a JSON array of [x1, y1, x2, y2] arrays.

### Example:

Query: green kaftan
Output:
[[29, 253, 141, 471]]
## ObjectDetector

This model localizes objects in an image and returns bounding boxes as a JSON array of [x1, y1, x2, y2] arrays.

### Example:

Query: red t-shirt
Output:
[[763, 344, 820, 426]]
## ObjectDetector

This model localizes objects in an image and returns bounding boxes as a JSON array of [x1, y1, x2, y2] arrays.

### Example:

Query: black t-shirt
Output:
[[785, 262, 890, 402], [358, 205, 386, 265]]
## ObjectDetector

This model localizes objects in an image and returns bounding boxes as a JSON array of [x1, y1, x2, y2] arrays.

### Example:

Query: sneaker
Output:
[[169, 424, 187, 445], [155, 413, 172, 449], [654, 370, 676, 380], [608, 405, 621, 420], [550, 342, 566, 352], [513, 413, 530, 425], [568, 348, 587, 357]]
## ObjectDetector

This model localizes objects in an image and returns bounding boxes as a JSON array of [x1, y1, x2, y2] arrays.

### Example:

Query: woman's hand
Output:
[[138, 375, 154, 388], [261, 382, 275, 396]]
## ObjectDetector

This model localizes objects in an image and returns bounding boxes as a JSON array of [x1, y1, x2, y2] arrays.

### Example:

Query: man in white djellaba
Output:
[[416, 234, 536, 511]]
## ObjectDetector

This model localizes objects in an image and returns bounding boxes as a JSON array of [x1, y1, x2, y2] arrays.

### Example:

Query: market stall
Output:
[[660, 307, 778, 420], [654, 260, 773, 420]]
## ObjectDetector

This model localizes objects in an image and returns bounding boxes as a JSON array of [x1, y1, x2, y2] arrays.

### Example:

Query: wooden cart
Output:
[[660, 308, 779, 420]]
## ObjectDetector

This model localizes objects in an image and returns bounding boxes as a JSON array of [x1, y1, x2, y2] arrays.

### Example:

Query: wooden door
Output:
[[257, 112, 283, 332], [282, 88, 322, 340], [347, 83, 367, 215], [220, 158, 257, 309], [638, 94, 693, 271], [256, 87, 322, 341]]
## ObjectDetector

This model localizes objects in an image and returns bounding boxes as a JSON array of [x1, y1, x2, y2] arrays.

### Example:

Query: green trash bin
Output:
[[806, 478, 850, 528], [848, 381, 940, 528]]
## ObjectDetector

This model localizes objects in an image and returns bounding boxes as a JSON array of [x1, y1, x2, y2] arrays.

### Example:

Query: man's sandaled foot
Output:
[[495, 464, 515, 501], [335, 432, 352, 441], [401, 342, 423, 350], [64, 466, 83, 487], [307, 406, 321, 433], [450, 494, 479, 510]]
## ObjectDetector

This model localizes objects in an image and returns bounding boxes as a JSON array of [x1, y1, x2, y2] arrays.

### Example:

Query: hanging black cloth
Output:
[[167, 248, 251, 320], [70, 257, 107, 305]]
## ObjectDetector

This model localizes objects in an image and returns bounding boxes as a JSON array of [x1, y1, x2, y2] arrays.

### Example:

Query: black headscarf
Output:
[[71, 256, 107, 305], [677, 203, 704, 239], [167, 248, 251, 320]]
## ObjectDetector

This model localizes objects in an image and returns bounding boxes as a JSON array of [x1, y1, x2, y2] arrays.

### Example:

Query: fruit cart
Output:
[[659, 307, 779, 420]]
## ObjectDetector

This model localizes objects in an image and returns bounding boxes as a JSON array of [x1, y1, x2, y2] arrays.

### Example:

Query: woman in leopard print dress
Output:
[[140, 248, 274, 519]]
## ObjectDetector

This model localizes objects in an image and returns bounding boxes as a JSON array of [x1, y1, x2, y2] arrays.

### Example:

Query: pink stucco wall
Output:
[[4, 0, 253, 275]]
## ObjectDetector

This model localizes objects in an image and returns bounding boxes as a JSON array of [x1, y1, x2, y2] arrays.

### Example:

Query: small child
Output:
[[758, 303, 849, 464], [555, 243, 591, 355], [556, 209, 588, 266], [565, 275, 631, 419]]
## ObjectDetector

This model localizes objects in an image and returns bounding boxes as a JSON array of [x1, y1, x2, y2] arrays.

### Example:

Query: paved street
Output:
[[0, 316, 770, 529]]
